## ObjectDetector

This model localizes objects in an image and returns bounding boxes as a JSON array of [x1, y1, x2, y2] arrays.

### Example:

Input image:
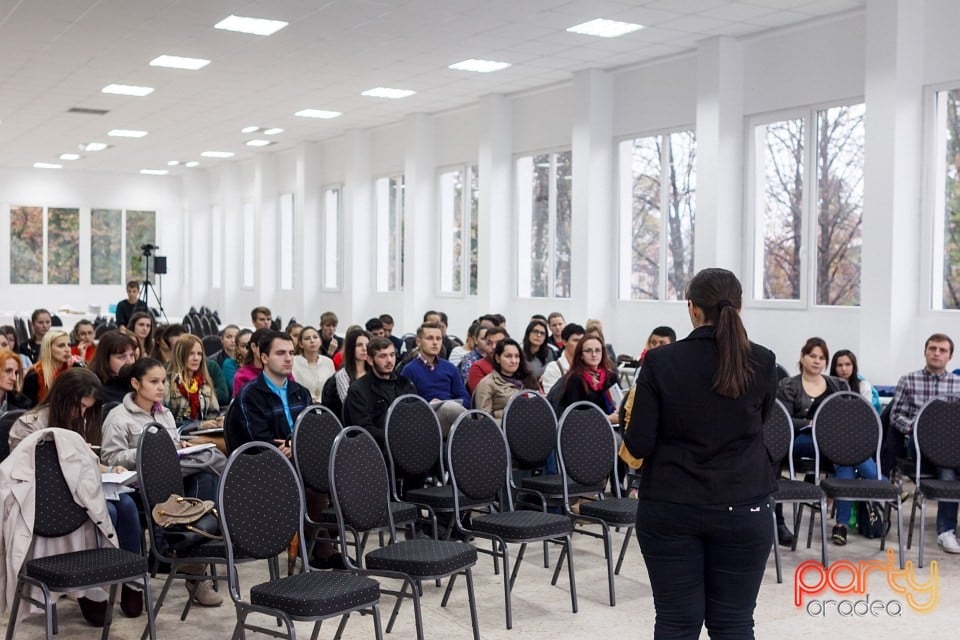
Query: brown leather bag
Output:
[[151, 495, 222, 551]]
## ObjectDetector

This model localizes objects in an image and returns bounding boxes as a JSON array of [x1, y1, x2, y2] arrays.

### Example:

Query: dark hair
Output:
[[245, 329, 270, 365], [320, 311, 338, 327], [31, 308, 51, 324], [522, 320, 552, 364], [367, 336, 394, 357], [491, 314, 506, 327], [296, 326, 319, 355], [685, 268, 753, 398], [126, 279, 140, 289], [234, 328, 253, 362], [494, 338, 538, 389], [89, 331, 138, 382], [378, 313, 395, 325], [121, 356, 166, 388], [650, 326, 676, 343], [799, 337, 829, 372], [127, 311, 156, 355], [342, 328, 372, 381], [829, 349, 860, 385], [417, 321, 443, 337], [71, 319, 94, 344], [485, 326, 508, 341], [151, 323, 186, 361], [250, 306, 271, 322], [530, 314, 548, 323], [36, 368, 103, 445], [422, 310, 448, 326], [219, 323, 239, 338], [547, 312, 564, 323], [257, 330, 292, 358], [563, 334, 617, 396], [365, 318, 384, 332], [925, 333, 955, 356], [561, 323, 585, 342]]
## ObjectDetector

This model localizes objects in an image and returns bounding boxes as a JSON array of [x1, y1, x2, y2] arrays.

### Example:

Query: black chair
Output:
[[219, 442, 383, 640], [329, 427, 480, 640], [6, 433, 157, 640], [908, 395, 960, 567], [812, 391, 904, 568], [447, 410, 577, 630], [0, 409, 26, 461], [554, 401, 635, 606], [201, 335, 220, 356], [762, 399, 828, 583]]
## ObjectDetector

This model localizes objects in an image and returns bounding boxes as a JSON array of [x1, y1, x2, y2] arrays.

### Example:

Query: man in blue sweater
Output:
[[401, 321, 471, 436]]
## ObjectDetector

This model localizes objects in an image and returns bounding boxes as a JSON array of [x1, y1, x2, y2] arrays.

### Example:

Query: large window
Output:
[[617, 130, 696, 300], [934, 89, 960, 309], [375, 175, 405, 292], [516, 150, 572, 298], [322, 187, 341, 290], [211, 205, 223, 288], [438, 165, 479, 295], [751, 103, 864, 306], [241, 202, 255, 288], [125, 210, 157, 284]]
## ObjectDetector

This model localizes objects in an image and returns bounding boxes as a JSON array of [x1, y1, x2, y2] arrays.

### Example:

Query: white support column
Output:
[[402, 113, 437, 324], [296, 141, 323, 317], [695, 36, 745, 273], [254, 154, 278, 309], [859, 0, 925, 382], [343, 129, 373, 323], [477, 94, 513, 315]]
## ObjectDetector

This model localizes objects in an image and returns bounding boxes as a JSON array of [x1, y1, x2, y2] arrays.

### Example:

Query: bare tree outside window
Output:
[[375, 176, 405, 292], [666, 132, 696, 299], [125, 210, 156, 283], [940, 90, 960, 308], [440, 165, 479, 295], [554, 151, 572, 298], [517, 151, 572, 299], [91, 208, 122, 285]]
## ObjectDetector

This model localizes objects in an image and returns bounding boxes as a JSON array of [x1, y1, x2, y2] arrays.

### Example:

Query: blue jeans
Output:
[[793, 433, 815, 460], [937, 468, 958, 534], [184, 471, 218, 502], [106, 494, 142, 553], [636, 498, 773, 639], [833, 458, 879, 524]]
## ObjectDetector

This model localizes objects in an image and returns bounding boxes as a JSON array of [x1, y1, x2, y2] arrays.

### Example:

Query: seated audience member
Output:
[[70, 319, 97, 363], [211, 324, 239, 368], [0, 349, 30, 411], [449, 321, 479, 368], [88, 331, 138, 404], [474, 338, 540, 421], [585, 318, 617, 363], [343, 337, 417, 449], [319, 311, 343, 357], [115, 280, 147, 328], [22, 329, 78, 406], [151, 323, 188, 364], [164, 334, 221, 428], [286, 321, 303, 346], [522, 319, 556, 380], [423, 310, 456, 359], [638, 326, 677, 364], [101, 357, 222, 607], [466, 326, 508, 393], [365, 317, 386, 338], [251, 306, 273, 331], [18, 308, 52, 363], [331, 324, 361, 370], [402, 321, 471, 436], [457, 324, 487, 381], [379, 313, 404, 355], [226, 331, 312, 453], [888, 333, 960, 553], [232, 328, 269, 395], [126, 311, 156, 358], [547, 312, 566, 351], [223, 328, 251, 392], [9, 368, 145, 621], [322, 327, 370, 419], [0, 325, 32, 370], [556, 333, 620, 424], [293, 325, 336, 402], [830, 349, 882, 413]]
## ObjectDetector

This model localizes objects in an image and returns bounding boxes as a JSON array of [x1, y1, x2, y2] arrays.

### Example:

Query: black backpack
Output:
[[857, 501, 890, 539]]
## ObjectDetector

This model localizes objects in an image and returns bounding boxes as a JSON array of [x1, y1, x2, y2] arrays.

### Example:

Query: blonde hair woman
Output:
[[21, 329, 77, 406], [163, 334, 220, 427]]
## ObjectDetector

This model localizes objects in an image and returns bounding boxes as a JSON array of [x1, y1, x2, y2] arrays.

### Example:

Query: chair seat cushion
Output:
[[365, 539, 476, 577], [820, 478, 898, 500], [578, 497, 637, 525], [405, 486, 488, 510], [390, 501, 419, 524], [250, 570, 379, 618], [773, 479, 825, 502], [26, 548, 146, 589], [521, 475, 600, 497], [918, 479, 960, 500], [472, 511, 573, 541]]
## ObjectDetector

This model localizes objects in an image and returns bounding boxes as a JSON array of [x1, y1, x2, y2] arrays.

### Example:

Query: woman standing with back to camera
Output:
[[623, 268, 777, 639]]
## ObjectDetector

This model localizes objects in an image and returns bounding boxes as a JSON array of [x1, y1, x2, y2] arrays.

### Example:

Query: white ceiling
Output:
[[0, 0, 863, 175]]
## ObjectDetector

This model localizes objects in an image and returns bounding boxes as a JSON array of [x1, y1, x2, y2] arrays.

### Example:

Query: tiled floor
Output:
[[2, 501, 956, 639]]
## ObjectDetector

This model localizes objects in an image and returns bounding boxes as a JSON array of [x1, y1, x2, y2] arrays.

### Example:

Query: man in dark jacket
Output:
[[343, 336, 416, 450]]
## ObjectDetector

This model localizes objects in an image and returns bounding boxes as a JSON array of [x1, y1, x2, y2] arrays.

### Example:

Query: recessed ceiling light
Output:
[[246, 139, 273, 147], [566, 18, 643, 38], [185, 161, 199, 168], [108, 129, 148, 138], [34, 162, 62, 169], [200, 151, 234, 158], [263, 127, 283, 135], [214, 14, 288, 36], [140, 169, 169, 175], [294, 109, 342, 119], [101, 84, 154, 97], [59, 153, 80, 160], [361, 87, 416, 99], [167, 160, 180, 166], [448, 59, 512, 73], [241, 125, 260, 133], [149, 55, 211, 70], [84, 142, 108, 151]]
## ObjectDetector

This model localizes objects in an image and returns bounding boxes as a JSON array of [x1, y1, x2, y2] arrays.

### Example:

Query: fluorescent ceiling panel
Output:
[[101, 84, 154, 96], [361, 87, 415, 99], [108, 129, 148, 138], [566, 18, 644, 38], [449, 59, 512, 73], [150, 55, 211, 70], [214, 14, 288, 36], [294, 109, 342, 119]]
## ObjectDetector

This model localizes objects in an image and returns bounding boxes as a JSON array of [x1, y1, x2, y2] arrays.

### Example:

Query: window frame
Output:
[[437, 163, 479, 298], [278, 193, 295, 291], [375, 173, 405, 293], [240, 201, 256, 290], [321, 184, 343, 292]]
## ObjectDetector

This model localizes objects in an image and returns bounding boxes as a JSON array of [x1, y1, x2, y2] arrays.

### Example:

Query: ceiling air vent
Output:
[[67, 107, 109, 115]]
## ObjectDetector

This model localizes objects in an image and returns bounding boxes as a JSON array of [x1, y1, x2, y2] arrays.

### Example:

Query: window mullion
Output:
[[548, 153, 558, 296]]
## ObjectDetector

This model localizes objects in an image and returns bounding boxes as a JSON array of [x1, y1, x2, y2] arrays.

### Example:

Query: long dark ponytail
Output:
[[686, 268, 754, 398]]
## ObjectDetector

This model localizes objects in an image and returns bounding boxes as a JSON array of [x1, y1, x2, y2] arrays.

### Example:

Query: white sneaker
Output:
[[937, 530, 960, 554]]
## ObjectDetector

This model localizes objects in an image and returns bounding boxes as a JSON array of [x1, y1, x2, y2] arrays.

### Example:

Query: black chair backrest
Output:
[[812, 391, 883, 473], [501, 391, 557, 469], [292, 404, 343, 493], [914, 396, 960, 470], [448, 410, 508, 504], [329, 427, 394, 535], [223, 399, 243, 454], [0, 410, 26, 461], [137, 423, 186, 509], [220, 442, 303, 560], [202, 335, 221, 356], [557, 402, 614, 490], [762, 400, 795, 470], [34, 439, 89, 538], [385, 394, 443, 479]]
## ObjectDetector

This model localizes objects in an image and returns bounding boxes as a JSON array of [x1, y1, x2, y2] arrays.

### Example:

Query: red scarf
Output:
[[177, 372, 204, 419], [583, 366, 606, 392]]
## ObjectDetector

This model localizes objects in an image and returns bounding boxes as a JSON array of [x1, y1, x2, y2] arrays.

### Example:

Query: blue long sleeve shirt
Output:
[[401, 356, 472, 409]]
